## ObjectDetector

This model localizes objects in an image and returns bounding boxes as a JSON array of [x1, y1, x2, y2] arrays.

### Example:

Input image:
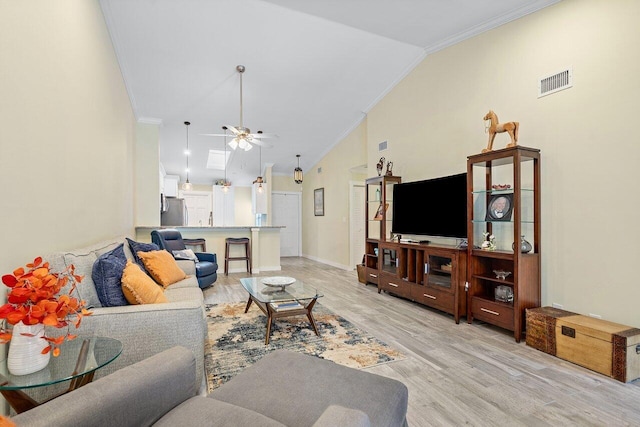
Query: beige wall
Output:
[[363, 0, 640, 326], [302, 120, 368, 269], [0, 0, 136, 279], [136, 123, 160, 226]]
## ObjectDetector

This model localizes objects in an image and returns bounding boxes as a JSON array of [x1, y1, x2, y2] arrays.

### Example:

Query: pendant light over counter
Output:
[[182, 121, 193, 191], [294, 154, 303, 184]]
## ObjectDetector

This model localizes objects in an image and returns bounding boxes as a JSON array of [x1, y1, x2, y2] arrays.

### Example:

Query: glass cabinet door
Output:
[[425, 255, 453, 290]]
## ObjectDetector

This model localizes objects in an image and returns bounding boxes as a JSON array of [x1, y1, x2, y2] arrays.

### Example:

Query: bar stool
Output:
[[224, 237, 251, 275], [183, 238, 207, 253]]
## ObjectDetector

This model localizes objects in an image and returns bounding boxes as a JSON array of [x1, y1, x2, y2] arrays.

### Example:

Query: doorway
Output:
[[350, 181, 365, 269], [272, 191, 301, 257], [180, 191, 212, 226]]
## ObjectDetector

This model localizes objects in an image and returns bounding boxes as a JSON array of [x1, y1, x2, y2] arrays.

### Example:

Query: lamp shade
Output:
[[294, 154, 303, 184]]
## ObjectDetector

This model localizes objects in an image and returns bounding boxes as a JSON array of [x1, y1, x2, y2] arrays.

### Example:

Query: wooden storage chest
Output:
[[555, 315, 640, 383], [526, 307, 640, 383]]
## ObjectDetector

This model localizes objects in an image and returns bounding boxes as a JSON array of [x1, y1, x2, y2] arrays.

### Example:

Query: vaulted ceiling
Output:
[[100, 0, 560, 186]]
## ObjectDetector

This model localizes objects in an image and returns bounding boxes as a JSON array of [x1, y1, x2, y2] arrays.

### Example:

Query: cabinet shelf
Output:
[[467, 146, 541, 342], [473, 275, 514, 286]]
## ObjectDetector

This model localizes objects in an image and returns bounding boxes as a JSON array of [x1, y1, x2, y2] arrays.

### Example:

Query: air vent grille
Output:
[[538, 68, 572, 98], [378, 140, 388, 151]]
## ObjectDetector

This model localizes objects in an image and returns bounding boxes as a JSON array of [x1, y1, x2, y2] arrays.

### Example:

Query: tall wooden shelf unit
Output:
[[364, 175, 401, 286], [466, 146, 541, 342]]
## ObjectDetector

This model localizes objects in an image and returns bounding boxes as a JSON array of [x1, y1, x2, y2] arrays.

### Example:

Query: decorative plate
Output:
[[261, 276, 296, 287]]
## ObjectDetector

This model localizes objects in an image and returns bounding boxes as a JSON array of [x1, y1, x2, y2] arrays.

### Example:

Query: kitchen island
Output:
[[135, 226, 283, 273]]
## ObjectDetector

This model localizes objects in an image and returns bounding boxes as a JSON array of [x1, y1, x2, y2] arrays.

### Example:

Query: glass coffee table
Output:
[[0, 336, 122, 413], [240, 277, 323, 345]]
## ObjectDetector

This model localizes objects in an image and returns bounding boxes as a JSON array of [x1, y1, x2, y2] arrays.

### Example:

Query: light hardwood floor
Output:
[[204, 257, 640, 427]]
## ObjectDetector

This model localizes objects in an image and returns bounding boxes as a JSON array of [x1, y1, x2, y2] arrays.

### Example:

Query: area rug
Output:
[[204, 301, 406, 392]]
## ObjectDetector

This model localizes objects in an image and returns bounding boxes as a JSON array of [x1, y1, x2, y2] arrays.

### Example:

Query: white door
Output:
[[180, 191, 212, 226], [350, 182, 366, 269], [272, 192, 301, 257]]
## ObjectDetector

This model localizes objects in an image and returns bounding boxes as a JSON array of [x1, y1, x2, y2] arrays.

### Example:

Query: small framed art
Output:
[[485, 193, 513, 221], [314, 188, 324, 216]]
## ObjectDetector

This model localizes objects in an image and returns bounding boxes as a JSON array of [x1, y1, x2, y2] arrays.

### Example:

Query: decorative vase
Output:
[[7, 321, 51, 376], [512, 235, 532, 253]]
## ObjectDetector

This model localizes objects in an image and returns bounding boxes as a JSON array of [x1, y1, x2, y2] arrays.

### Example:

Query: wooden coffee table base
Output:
[[244, 296, 320, 345]]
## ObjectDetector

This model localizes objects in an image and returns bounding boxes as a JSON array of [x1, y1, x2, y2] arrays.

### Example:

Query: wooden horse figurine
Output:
[[483, 110, 519, 153]]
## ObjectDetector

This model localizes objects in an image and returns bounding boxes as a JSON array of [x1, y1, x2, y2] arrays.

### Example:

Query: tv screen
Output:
[[391, 173, 467, 238]]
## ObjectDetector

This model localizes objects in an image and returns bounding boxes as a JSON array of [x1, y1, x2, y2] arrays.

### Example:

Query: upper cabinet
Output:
[[466, 146, 541, 342], [164, 175, 180, 197]]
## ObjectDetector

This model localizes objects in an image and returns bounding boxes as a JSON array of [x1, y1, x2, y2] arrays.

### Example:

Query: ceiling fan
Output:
[[201, 65, 277, 151]]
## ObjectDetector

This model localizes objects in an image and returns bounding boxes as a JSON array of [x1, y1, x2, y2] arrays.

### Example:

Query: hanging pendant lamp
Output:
[[182, 121, 193, 191], [222, 126, 230, 193], [294, 154, 303, 184], [253, 146, 264, 193]]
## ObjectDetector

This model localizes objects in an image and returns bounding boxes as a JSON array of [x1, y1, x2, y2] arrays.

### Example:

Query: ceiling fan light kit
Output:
[[201, 65, 276, 154]]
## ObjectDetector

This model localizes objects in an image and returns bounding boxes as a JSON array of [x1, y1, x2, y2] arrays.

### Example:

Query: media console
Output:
[[373, 241, 467, 323]]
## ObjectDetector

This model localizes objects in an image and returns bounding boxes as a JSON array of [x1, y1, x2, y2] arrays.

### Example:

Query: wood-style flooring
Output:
[[204, 257, 640, 427]]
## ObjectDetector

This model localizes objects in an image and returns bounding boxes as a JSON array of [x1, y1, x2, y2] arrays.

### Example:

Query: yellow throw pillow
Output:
[[121, 260, 168, 304], [137, 249, 187, 288]]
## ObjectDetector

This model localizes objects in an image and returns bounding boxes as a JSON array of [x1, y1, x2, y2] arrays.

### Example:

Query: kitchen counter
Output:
[[135, 226, 283, 273]]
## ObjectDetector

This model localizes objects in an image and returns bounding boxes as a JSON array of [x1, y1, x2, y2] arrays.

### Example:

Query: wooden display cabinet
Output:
[[377, 241, 467, 323], [466, 146, 541, 342], [364, 175, 401, 286]]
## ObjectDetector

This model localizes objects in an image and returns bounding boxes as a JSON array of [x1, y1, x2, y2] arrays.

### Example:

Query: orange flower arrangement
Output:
[[0, 257, 92, 357]]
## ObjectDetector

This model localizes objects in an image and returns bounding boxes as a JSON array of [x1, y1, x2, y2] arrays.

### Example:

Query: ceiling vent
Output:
[[378, 140, 388, 151], [538, 68, 572, 98]]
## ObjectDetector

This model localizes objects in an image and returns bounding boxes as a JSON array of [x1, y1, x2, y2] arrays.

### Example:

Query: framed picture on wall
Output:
[[485, 193, 513, 221], [314, 188, 324, 216]]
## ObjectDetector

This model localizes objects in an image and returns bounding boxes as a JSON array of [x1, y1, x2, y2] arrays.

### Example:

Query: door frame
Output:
[[349, 180, 366, 269]]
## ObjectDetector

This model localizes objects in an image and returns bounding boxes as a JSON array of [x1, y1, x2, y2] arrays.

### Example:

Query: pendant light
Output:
[[294, 154, 303, 184], [222, 126, 230, 193], [253, 146, 264, 193], [182, 121, 193, 191]]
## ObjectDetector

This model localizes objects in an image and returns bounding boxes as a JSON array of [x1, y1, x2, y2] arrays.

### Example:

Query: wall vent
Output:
[[538, 68, 572, 98], [378, 140, 388, 151], [317, 167, 322, 174]]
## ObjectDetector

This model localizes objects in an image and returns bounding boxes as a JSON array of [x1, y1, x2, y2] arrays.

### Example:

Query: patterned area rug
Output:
[[204, 301, 406, 392]]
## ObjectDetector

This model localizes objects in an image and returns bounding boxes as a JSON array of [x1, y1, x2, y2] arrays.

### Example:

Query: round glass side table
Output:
[[0, 336, 122, 413]]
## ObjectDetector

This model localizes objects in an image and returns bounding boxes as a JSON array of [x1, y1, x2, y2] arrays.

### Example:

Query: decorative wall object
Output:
[[314, 188, 324, 216], [385, 161, 393, 176], [482, 110, 519, 152]]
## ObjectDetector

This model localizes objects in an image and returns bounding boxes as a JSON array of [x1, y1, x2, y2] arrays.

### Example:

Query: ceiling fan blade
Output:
[[226, 125, 241, 135], [248, 133, 278, 139], [251, 139, 273, 148]]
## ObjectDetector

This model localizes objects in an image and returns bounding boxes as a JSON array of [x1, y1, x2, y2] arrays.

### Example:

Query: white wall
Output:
[[135, 123, 161, 226]]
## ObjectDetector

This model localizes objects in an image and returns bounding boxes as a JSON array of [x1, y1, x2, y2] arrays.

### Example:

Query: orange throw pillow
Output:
[[137, 250, 187, 288], [121, 260, 168, 304]]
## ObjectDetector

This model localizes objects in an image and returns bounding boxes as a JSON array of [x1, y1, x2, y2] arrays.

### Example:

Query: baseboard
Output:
[[301, 254, 352, 271]]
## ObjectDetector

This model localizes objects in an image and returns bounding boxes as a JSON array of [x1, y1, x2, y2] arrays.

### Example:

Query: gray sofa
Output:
[[37, 237, 206, 398], [12, 346, 409, 427]]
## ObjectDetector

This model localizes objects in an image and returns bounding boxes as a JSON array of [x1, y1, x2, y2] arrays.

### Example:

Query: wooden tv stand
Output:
[[374, 240, 467, 323]]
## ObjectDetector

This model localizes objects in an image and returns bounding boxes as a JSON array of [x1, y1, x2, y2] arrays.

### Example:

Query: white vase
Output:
[[7, 321, 51, 376]]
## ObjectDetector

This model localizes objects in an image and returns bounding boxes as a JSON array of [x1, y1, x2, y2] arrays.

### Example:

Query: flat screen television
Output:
[[391, 172, 467, 238]]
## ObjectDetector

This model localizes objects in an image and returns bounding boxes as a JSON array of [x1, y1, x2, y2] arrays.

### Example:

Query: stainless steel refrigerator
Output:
[[161, 196, 187, 226]]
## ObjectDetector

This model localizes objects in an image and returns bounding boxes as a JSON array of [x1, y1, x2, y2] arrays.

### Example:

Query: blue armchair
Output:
[[151, 229, 218, 289]]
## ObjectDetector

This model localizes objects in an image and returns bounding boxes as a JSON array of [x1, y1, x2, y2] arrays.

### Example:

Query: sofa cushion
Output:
[[172, 249, 198, 261], [62, 251, 102, 309], [92, 243, 129, 307], [137, 250, 187, 288], [121, 260, 168, 305], [154, 397, 286, 427], [210, 349, 408, 427], [126, 238, 159, 273]]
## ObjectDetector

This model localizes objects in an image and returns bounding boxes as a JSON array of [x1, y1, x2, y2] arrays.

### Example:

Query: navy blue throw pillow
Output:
[[126, 238, 159, 272], [92, 244, 128, 307]]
